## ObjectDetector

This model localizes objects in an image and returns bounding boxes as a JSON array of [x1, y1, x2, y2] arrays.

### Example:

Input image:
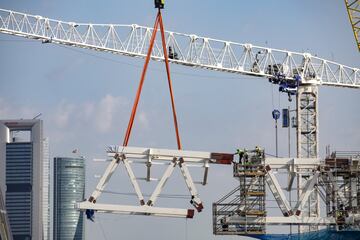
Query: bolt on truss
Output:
[[0, 8, 359, 88]]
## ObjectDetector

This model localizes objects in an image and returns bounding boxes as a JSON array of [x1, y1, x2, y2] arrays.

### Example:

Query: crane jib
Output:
[[0, 8, 359, 89]]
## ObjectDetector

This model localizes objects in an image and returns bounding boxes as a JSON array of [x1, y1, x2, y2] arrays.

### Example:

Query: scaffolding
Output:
[[213, 149, 266, 235], [213, 149, 360, 237], [321, 151, 360, 231]]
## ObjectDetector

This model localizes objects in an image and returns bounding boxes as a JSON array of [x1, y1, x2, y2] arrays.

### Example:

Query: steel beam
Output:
[[265, 166, 293, 216], [226, 216, 336, 225], [76, 202, 194, 218]]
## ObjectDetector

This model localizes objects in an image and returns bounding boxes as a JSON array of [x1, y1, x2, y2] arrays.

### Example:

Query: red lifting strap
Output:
[[122, 10, 182, 150]]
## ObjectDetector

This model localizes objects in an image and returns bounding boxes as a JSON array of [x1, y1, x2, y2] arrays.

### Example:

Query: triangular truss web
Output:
[[76, 9, 233, 219], [77, 146, 232, 218]]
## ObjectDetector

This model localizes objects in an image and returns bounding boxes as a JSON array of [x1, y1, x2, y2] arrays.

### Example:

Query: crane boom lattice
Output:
[[0, 8, 359, 88], [345, 0, 360, 51]]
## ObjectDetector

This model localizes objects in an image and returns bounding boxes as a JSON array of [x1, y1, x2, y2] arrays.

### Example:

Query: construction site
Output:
[[0, 1, 360, 240]]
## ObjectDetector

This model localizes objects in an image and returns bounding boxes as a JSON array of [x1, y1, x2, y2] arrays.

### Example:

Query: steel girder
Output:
[[78, 146, 232, 218]]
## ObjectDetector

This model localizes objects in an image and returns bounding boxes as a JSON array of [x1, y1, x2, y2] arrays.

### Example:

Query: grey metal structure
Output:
[[53, 157, 85, 240], [0, 119, 43, 240]]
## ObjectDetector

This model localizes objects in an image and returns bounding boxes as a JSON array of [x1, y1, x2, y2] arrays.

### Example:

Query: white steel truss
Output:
[[217, 157, 360, 229], [77, 146, 232, 218], [0, 8, 359, 89], [264, 165, 293, 217], [297, 86, 319, 159], [296, 85, 320, 232], [345, 0, 360, 51]]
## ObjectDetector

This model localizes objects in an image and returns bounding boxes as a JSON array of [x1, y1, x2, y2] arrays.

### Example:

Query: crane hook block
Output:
[[272, 109, 280, 120], [155, 0, 165, 9]]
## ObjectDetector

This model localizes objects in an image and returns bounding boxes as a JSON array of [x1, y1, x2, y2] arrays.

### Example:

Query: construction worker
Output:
[[255, 146, 262, 157], [235, 148, 247, 164], [336, 204, 346, 230], [155, 0, 165, 9], [220, 218, 228, 232], [168, 46, 179, 60]]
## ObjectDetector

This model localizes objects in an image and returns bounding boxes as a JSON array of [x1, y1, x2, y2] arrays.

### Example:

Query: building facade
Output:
[[0, 119, 44, 240], [43, 137, 50, 240], [53, 157, 85, 240]]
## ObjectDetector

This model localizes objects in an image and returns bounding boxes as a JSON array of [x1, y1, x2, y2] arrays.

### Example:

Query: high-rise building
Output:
[[0, 119, 44, 240], [43, 137, 50, 240], [53, 157, 85, 240]]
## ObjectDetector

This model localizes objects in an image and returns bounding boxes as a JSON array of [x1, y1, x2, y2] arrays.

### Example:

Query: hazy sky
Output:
[[1, 1, 360, 239]]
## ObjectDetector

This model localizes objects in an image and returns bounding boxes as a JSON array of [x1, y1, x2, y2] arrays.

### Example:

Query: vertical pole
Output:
[[288, 106, 291, 234], [275, 119, 278, 158], [289, 192, 292, 234], [288, 106, 291, 158]]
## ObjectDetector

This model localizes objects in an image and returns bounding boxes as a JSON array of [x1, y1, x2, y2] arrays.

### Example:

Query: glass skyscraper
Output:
[[53, 157, 85, 240], [0, 119, 44, 240], [43, 137, 50, 240]]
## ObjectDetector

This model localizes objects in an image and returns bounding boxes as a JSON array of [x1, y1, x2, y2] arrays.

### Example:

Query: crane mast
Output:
[[1, 7, 360, 236]]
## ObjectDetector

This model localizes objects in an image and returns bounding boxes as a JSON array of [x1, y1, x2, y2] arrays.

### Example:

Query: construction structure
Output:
[[345, 0, 360, 51], [77, 146, 233, 218], [0, 3, 360, 239], [323, 151, 360, 231], [212, 149, 360, 237], [213, 149, 266, 235]]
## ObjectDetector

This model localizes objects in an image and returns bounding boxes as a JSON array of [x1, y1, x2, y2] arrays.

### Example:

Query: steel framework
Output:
[[345, 0, 360, 51], [0, 8, 359, 88], [296, 85, 320, 232], [213, 150, 266, 235], [213, 150, 360, 235], [76, 146, 232, 218]]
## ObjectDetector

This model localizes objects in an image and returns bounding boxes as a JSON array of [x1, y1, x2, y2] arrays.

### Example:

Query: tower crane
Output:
[[1, 6, 360, 237], [345, 0, 360, 51]]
